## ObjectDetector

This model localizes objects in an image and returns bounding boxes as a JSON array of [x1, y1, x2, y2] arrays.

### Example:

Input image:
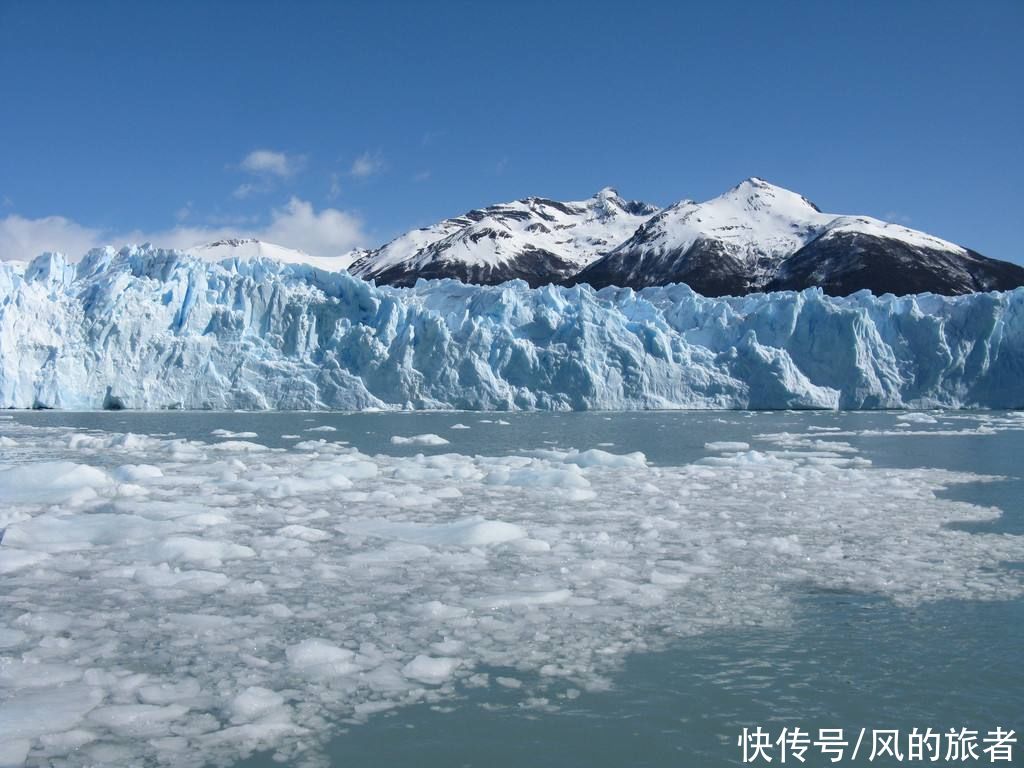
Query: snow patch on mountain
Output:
[[350, 188, 659, 287], [572, 178, 1024, 297]]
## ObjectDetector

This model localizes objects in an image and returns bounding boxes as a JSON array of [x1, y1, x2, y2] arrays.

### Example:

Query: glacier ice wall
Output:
[[1, 246, 1022, 410]]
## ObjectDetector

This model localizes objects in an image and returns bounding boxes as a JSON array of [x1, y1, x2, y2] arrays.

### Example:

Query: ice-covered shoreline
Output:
[[1, 246, 1022, 411]]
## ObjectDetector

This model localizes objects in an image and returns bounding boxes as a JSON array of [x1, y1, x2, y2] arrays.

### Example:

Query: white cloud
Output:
[[413, 170, 431, 183], [259, 198, 366, 257], [350, 151, 385, 179], [240, 149, 305, 178], [0, 198, 368, 263], [0, 213, 105, 264]]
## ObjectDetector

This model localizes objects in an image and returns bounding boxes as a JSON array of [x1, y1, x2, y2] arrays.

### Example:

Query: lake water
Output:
[[0, 410, 1021, 767]]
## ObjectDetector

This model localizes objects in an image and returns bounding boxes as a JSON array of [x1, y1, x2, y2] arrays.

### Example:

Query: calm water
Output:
[[6, 410, 1023, 767]]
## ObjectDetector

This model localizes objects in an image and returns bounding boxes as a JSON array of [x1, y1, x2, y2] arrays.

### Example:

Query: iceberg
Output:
[[0, 246, 1022, 410]]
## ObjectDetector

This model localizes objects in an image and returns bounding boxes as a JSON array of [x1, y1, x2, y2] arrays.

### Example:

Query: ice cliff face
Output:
[[1, 246, 1022, 410]]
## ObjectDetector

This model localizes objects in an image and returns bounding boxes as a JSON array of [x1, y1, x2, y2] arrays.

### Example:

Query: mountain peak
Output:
[[718, 177, 822, 214]]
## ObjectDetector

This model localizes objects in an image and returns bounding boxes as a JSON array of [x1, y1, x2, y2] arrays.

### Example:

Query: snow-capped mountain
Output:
[[349, 188, 659, 287], [1, 247, 1022, 411], [571, 178, 1024, 296], [187, 238, 361, 272]]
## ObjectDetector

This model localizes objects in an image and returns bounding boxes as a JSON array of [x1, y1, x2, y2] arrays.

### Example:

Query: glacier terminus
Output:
[[1, 247, 1021, 411]]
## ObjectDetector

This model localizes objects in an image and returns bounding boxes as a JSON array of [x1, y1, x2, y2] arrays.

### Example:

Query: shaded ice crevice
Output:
[[1, 247, 1023, 410]]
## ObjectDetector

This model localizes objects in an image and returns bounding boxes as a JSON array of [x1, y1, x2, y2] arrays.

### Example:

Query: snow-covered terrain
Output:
[[1, 246, 1023, 410], [349, 188, 659, 286], [573, 178, 1024, 295], [0, 413, 1022, 766], [186, 238, 361, 272], [336, 178, 1024, 295]]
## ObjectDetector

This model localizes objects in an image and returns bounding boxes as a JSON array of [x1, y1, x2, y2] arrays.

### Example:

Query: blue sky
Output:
[[1, 0, 1021, 263]]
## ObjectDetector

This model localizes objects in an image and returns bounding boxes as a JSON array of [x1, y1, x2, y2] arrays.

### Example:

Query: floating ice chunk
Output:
[[3, 514, 169, 553], [450, 423, 470, 430], [286, 639, 358, 677], [897, 412, 939, 424], [486, 462, 590, 489], [305, 426, 337, 432], [0, 684, 103, 743], [210, 429, 258, 438], [453, 520, 526, 546], [37, 730, 97, 752], [390, 434, 450, 446], [0, 659, 82, 689], [0, 739, 29, 767], [153, 536, 255, 566], [704, 441, 751, 452], [561, 448, 646, 468], [206, 440, 269, 452], [401, 655, 460, 685], [415, 601, 469, 620], [349, 518, 526, 548], [66, 432, 150, 451], [281, 434, 301, 439], [0, 629, 27, 649], [0, 437, 16, 448], [87, 704, 189, 735], [649, 570, 692, 586], [276, 525, 331, 542], [111, 464, 164, 482], [347, 543, 433, 564], [137, 679, 201, 705], [0, 462, 110, 504], [230, 687, 285, 723], [132, 564, 229, 594], [0, 550, 50, 574], [473, 588, 573, 609]]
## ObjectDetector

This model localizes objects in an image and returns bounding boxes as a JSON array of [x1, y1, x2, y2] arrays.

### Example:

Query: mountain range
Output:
[[342, 178, 1023, 296], [6, 179, 1017, 298]]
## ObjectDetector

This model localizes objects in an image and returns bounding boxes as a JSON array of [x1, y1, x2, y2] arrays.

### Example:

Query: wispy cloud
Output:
[[0, 198, 368, 263], [413, 170, 431, 183], [350, 151, 385, 179], [240, 149, 305, 178], [883, 211, 913, 225], [232, 182, 258, 200]]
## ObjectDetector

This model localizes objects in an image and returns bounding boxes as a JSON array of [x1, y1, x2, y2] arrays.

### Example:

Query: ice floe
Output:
[[0, 417, 1021, 766]]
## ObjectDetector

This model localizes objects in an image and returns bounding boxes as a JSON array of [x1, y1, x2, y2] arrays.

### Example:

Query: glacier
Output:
[[1, 245, 1022, 411]]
